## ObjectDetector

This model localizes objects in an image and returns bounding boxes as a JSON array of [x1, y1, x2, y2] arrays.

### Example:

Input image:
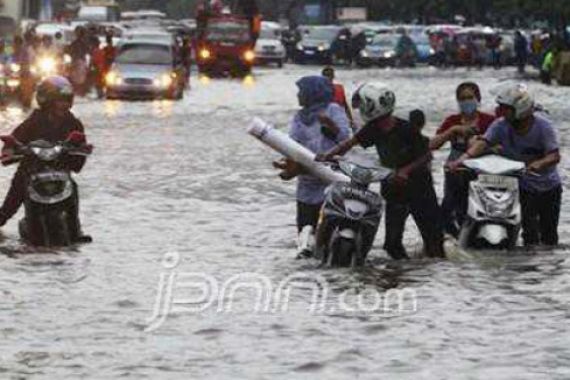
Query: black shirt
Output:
[[355, 117, 429, 170]]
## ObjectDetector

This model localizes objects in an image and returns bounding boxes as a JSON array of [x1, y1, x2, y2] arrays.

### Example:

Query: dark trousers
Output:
[[520, 186, 562, 246], [296, 202, 322, 233], [440, 171, 471, 237], [383, 172, 445, 260]]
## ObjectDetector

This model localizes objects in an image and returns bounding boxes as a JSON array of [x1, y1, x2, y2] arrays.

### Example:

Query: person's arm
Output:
[[447, 138, 489, 171], [528, 151, 560, 172], [397, 151, 432, 179], [318, 112, 340, 139], [528, 121, 561, 172], [430, 127, 456, 150], [315, 136, 359, 162], [66, 118, 88, 173], [430, 117, 456, 150]]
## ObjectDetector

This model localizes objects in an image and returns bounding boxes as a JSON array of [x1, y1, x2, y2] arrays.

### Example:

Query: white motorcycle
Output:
[[459, 155, 526, 249]]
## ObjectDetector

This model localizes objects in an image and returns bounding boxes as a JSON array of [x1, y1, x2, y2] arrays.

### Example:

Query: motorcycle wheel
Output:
[[331, 238, 354, 267], [351, 233, 365, 268]]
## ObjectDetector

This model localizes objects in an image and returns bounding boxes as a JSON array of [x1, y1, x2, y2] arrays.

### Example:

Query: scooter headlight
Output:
[[32, 146, 63, 161], [344, 199, 368, 220], [38, 56, 57, 75], [10, 63, 20, 73]]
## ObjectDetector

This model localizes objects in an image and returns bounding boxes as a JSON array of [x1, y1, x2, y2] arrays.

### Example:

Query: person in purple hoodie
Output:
[[274, 76, 351, 256], [448, 84, 562, 246]]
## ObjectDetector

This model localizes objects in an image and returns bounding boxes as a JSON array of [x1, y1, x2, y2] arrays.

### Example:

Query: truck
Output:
[[196, 14, 257, 77], [196, 1, 260, 77]]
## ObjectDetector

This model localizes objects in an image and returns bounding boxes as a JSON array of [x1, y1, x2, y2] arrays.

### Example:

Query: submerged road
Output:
[[0, 65, 569, 379]]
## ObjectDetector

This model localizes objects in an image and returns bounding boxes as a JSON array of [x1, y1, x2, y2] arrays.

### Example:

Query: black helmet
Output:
[[36, 76, 74, 108]]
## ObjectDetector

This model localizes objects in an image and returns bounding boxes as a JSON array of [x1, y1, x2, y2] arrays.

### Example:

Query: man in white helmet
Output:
[[448, 84, 562, 246], [317, 83, 445, 260]]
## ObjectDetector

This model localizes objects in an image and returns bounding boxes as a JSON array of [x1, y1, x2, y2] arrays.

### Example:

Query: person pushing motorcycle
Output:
[[0, 76, 89, 233], [317, 83, 445, 260]]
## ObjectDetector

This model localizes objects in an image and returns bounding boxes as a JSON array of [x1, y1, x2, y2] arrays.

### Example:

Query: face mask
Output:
[[459, 100, 478, 115]]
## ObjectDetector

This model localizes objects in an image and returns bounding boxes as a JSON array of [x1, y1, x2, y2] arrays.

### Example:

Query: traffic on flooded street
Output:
[[1, 0, 570, 379]]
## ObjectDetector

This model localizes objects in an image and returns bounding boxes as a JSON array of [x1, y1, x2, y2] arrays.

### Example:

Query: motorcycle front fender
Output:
[[477, 224, 508, 246]]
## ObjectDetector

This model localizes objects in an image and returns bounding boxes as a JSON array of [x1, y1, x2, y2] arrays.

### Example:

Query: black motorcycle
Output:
[[1, 133, 92, 246]]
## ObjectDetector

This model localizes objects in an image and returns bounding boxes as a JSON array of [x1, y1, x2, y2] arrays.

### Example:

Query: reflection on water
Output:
[[104, 99, 121, 117], [242, 74, 256, 88], [199, 74, 211, 86]]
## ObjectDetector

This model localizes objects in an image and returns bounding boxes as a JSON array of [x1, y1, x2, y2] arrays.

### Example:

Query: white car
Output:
[[254, 23, 286, 68]]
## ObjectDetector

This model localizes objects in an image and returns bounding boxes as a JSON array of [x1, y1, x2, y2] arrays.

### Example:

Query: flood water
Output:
[[1, 66, 569, 379]]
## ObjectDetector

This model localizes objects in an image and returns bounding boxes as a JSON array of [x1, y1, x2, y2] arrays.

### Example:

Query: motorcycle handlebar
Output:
[[0, 137, 93, 166]]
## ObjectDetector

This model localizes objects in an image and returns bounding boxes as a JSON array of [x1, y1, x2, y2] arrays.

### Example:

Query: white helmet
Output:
[[495, 83, 534, 119], [353, 82, 396, 123]]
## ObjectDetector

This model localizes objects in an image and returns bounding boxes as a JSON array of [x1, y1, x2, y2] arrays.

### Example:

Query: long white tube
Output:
[[248, 117, 349, 184]]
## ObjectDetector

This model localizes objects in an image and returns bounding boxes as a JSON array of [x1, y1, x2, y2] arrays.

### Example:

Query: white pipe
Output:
[[248, 117, 349, 184]]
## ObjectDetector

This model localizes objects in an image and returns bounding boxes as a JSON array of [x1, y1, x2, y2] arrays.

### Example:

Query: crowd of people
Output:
[[277, 67, 562, 259]]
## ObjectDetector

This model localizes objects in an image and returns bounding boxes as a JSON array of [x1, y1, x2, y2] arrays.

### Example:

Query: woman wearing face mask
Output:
[[448, 84, 561, 246], [430, 82, 495, 237]]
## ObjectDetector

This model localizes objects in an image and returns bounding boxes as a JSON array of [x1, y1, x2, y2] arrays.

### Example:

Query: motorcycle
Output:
[[312, 160, 391, 268], [0, 62, 23, 104], [1, 133, 93, 247], [459, 154, 526, 250], [32, 54, 61, 81]]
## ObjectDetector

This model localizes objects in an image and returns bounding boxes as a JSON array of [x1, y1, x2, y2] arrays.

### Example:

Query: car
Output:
[[498, 32, 516, 65], [356, 34, 399, 67], [454, 27, 496, 66], [122, 28, 175, 45], [105, 40, 185, 100], [411, 33, 435, 64], [254, 22, 286, 67], [294, 25, 344, 64]]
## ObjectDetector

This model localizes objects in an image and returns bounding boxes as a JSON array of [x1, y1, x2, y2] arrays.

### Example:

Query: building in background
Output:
[[0, 0, 43, 35]]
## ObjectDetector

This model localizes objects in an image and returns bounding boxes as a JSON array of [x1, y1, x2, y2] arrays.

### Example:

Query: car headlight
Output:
[[296, 42, 304, 50], [430, 48, 435, 55], [154, 73, 174, 88], [10, 63, 20, 73], [105, 71, 122, 86], [244, 50, 255, 62], [199, 49, 211, 60], [318, 43, 330, 52], [360, 50, 369, 58], [384, 51, 394, 58]]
